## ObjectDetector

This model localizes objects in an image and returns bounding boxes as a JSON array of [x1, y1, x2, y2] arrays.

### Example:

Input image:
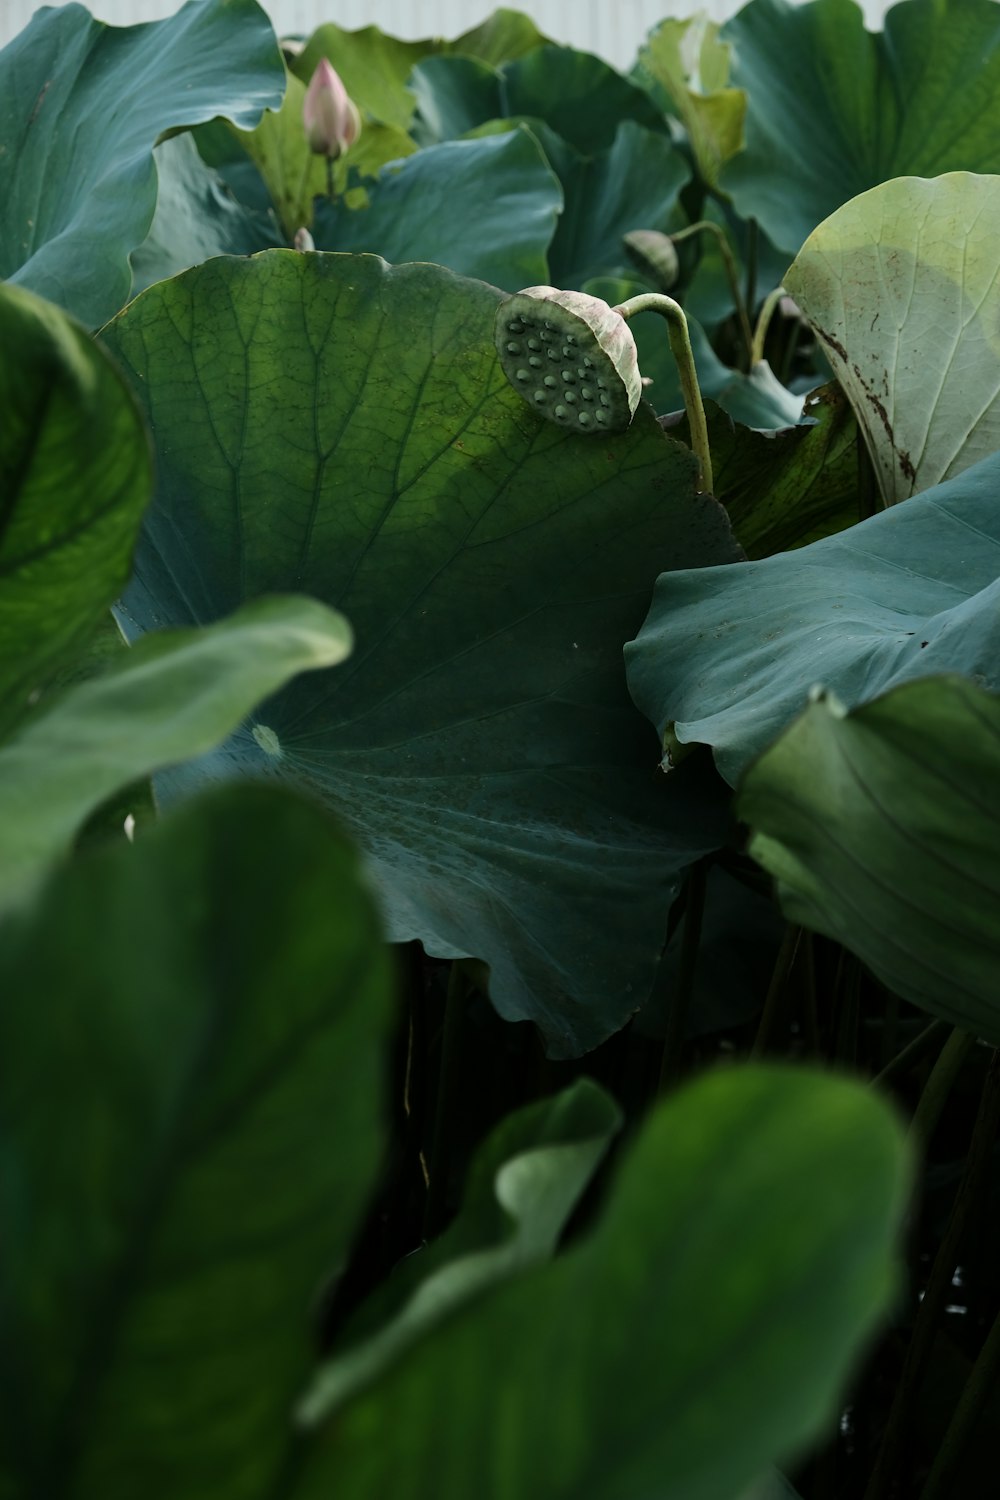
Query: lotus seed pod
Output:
[[623, 230, 680, 292], [494, 286, 642, 435]]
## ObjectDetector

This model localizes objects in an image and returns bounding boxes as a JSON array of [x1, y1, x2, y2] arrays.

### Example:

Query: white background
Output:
[[2, 0, 895, 68]]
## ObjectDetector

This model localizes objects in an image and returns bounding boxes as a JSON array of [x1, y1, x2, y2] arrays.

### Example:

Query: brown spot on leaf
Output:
[[816, 326, 848, 361], [29, 80, 52, 125]]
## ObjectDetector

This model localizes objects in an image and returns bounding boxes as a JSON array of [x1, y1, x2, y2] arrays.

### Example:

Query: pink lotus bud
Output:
[[302, 59, 361, 160]]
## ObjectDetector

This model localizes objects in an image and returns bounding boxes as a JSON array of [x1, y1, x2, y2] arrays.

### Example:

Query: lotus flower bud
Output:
[[302, 59, 361, 160], [494, 286, 641, 436], [294, 227, 315, 252], [623, 229, 680, 291]]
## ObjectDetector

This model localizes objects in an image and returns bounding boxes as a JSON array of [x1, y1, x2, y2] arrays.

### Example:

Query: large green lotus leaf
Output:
[[500, 44, 670, 156], [300, 1079, 622, 1419], [784, 173, 1000, 505], [312, 129, 561, 289], [739, 677, 1000, 1037], [451, 9, 551, 63], [0, 283, 151, 736], [408, 55, 505, 145], [296, 1066, 909, 1500], [626, 450, 1000, 785], [129, 134, 276, 298], [721, 0, 1000, 254], [634, 15, 746, 188], [0, 0, 285, 327], [546, 121, 691, 288], [0, 595, 352, 908], [0, 782, 391, 1500], [100, 251, 740, 1057]]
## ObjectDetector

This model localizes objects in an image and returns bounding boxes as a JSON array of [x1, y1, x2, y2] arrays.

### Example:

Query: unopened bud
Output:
[[623, 230, 680, 291], [302, 59, 361, 160], [294, 227, 315, 252]]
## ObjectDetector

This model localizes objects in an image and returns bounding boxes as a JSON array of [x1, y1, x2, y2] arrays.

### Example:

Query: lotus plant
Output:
[[494, 286, 714, 491]]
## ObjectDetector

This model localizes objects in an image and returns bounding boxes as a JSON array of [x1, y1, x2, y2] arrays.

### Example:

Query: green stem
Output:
[[799, 932, 821, 1056], [833, 949, 862, 1066], [751, 286, 785, 365], [863, 1047, 1000, 1500], [325, 156, 335, 203], [751, 923, 801, 1057], [909, 1026, 976, 1148], [745, 217, 759, 321], [857, 430, 882, 520], [423, 962, 469, 1239], [658, 860, 707, 1095], [671, 220, 754, 365], [871, 1017, 951, 1092], [918, 1294, 1000, 1500], [614, 293, 714, 493]]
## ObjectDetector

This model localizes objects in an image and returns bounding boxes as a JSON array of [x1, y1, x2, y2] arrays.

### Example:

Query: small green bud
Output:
[[623, 230, 681, 291]]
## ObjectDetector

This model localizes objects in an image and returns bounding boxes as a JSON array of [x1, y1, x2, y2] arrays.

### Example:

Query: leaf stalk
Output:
[[615, 293, 714, 493]]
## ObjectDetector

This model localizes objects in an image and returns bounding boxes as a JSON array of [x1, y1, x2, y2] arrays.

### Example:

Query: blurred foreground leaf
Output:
[[0, 783, 392, 1499], [0, 595, 352, 907], [0, 282, 151, 734], [297, 1065, 909, 1500], [301, 1079, 622, 1419]]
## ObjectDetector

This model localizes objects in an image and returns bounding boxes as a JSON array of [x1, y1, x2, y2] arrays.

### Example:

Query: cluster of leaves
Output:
[[1, 0, 999, 1495]]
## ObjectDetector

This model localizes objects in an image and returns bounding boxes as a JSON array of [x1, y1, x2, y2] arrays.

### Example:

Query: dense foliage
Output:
[[1, 0, 998, 1495]]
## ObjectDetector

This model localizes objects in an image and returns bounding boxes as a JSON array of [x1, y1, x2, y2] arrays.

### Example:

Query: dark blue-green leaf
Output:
[[101, 250, 739, 1056], [722, 0, 1000, 253], [0, 0, 285, 325], [626, 450, 1000, 783], [312, 128, 562, 288]]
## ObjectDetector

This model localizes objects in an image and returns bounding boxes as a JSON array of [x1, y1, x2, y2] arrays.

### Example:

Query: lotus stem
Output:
[[918, 1296, 1000, 1500], [658, 858, 707, 1095], [863, 1047, 1000, 1500], [745, 216, 759, 319], [671, 221, 754, 364], [751, 285, 785, 365], [871, 1017, 951, 1091], [614, 293, 714, 493], [909, 1026, 976, 1147]]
